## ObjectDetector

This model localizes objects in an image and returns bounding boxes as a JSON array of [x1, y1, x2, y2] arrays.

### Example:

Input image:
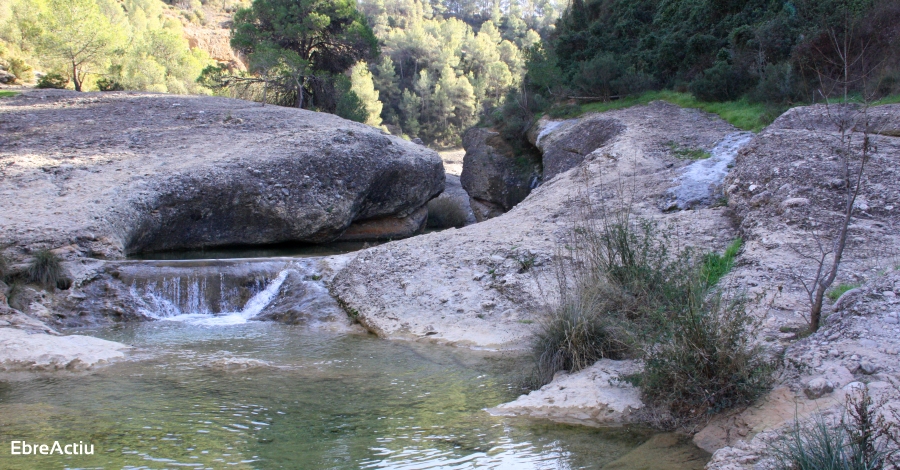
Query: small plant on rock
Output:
[[26, 249, 69, 289]]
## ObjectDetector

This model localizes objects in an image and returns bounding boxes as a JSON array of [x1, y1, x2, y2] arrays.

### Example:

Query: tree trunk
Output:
[[72, 62, 82, 92]]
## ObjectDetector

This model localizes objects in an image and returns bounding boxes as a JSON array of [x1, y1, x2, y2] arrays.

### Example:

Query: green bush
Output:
[[638, 292, 772, 423], [426, 198, 468, 229], [36, 73, 69, 89], [96, 77, 124, 91], [26, 249, 69, 289], [7, 57, 33, 83], [531, 203, 770, 425]]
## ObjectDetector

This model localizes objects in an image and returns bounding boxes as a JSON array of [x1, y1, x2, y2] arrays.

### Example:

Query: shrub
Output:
[[638, 292, 772, 424], [530, 273, 632, 387], [36, 73, 69, 89], [426, 198, 468, 229], [26, 249, 69, 289], [531, 199, 770, 425], [96, 77, 124, 91], [7, 57, 34, 83], [769, 387, 900, 469]]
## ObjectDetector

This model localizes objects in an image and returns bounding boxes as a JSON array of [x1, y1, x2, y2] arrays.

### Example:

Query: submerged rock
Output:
[[0, 89, 444, 259]]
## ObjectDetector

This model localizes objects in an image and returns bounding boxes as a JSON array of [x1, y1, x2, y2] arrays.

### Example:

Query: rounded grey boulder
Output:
[[0, 90, 444, 258]]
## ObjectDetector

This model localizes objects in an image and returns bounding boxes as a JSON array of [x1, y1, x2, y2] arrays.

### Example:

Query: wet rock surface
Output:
[[0, 89, 444, 260]]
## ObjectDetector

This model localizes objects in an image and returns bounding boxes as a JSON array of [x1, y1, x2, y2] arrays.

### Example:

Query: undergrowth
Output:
[[768, 387, 900, 470], [26, 249, 69, 289], [530, 195, 770, 428], [574, 91, 773, 132], [0, 91, 17, 98], [827, 283, 862, 302]]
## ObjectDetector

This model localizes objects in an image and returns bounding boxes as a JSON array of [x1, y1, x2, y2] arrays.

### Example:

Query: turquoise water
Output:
[[0, 322, 669, 469]]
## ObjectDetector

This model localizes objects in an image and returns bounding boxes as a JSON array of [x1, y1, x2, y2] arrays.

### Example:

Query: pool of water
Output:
[[0, 322, 703, 469]]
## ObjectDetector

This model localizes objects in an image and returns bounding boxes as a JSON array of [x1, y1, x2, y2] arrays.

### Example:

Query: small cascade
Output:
[[120, 259, 313, 325], [667, 132, 754, 210]]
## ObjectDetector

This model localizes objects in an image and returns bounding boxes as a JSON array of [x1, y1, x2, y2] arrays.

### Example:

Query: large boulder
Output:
[[528, 114, 625, 180], [459, 127, 540, 221], [0, 90, 444, 259]]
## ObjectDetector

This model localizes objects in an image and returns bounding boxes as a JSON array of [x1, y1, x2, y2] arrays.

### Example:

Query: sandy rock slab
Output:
[[488, 359, 644, 426], [0, 327, 130, 372]]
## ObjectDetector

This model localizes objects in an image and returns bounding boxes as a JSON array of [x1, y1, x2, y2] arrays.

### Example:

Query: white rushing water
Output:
[[668, 131, 754, 210], [134, 269, 293, 326]]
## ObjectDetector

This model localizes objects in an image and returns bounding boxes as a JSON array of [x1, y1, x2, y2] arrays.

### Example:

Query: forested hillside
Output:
[[0, 0, 222, 93], [358, 0, 562, 144]]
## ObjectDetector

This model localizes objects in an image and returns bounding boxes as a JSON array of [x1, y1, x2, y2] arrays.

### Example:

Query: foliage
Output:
[[334, 74, 368, 122], [827, 283, 861, 301], [35, 0, 124, 91], [222, 0, 378, 109], [0, 91, 18, 97], [26, 249, 68, 290], [532, 199, 769, 426], [426, 197, 468, 229], [36, 72, 69, 89], [769, 387, 900, 470], [96, 77, 124, 91], [638, 292, 772, 424], [701, 238, 742, 287], [358, 0, 555, 145], [0, 0, 213, 94], [540, 0, 896, 107]]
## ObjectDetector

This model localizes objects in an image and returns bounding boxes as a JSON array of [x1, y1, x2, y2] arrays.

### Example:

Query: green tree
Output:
[[230, 0, 378, 108], [349, 61, 384, 126], [37, 0, 124, 91]]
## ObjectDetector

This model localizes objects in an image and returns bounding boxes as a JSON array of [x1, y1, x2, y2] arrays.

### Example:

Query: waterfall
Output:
[[127, 262, 300, 326]]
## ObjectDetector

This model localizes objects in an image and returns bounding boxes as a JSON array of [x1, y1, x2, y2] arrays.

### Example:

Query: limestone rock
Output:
[[487, 359, 644, 426], [0, 327, 129, 372], [0, 89, 444, 259], [530, 114, 625, 180], [460, 127, 539, 221]]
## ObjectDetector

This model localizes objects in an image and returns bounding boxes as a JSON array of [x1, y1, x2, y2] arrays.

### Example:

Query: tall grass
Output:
[[531, 199, 771, 426], [769, 387, 899, 470], [26, 249, 68, 289]]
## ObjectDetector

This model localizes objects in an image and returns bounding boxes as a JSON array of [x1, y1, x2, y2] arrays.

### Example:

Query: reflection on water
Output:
[[0, 323, 703, 469]]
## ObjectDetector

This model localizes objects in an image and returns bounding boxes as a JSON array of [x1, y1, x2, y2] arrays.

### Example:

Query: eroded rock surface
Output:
[[0, 89, 443, 260], [487, 359, 644, 426], [0, 326, 130, 372], [702, 104, 900, 468], [331, 102, 741, 350]]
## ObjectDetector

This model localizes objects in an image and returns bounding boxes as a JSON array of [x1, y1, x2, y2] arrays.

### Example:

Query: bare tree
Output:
[[797, 11, 883, 332]]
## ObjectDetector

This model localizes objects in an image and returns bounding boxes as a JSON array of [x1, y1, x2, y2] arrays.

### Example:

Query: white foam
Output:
[[134, 269, 293, 326]]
